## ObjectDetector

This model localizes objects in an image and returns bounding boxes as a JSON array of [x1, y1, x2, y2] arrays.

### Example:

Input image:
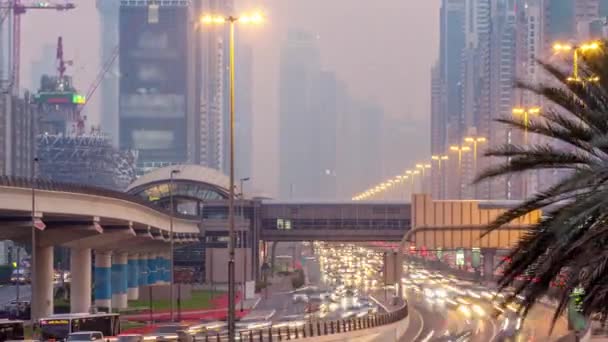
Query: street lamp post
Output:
[[405, 170, 420, 196], [431, 155, 448, 199], [201, 12, 262, 341], [169, 169, 180, 322], [30, 157, 38, 321], [463, 136, 486, 172], [553, 41, 601, 83], [449, 145, 471, 199], [511, 107, 540, 198], [415, 164, 431, 193], [239, 177, 250, 312], [463, 136, 486, 197], [511, 107, 540, 145]]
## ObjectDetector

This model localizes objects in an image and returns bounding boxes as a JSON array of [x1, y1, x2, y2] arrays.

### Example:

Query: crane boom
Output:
[[0, 1, 75, 93]]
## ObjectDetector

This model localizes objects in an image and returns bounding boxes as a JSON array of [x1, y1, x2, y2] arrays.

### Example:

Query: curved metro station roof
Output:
[[126, 164, 233, 199]]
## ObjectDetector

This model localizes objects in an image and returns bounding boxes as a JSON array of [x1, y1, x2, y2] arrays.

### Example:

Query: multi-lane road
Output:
[[400, 263, 569, 342]]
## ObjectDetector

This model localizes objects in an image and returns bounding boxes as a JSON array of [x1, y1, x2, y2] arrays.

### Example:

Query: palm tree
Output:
[[476, 47, 608, 328]]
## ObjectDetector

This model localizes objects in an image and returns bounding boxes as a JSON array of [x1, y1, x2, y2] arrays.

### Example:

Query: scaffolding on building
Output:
[[37, 134, 138, 190]]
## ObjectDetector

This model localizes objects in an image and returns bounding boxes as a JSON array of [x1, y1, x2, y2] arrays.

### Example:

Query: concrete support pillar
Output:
[[95, 251, 112, 309], [127, 254, 139, 300], [155, 254, 164, 284], [32, 245, 54, 320], [70, 248, 92, 313], [482, 249, 496, 282], [138, 257, 148, 287], [111, 252, 128, 309], [147, 253, 157, 285], [162, 251, 171, 283]]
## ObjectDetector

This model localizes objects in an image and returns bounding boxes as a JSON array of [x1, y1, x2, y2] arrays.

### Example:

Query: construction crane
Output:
[[78, 45, 119, 118], [0, 1, 75, 93], [53, 36, 119, 136]]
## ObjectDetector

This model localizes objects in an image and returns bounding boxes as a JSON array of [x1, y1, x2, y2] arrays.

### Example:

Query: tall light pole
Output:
[[405, 170, 420, 196], [511, 107, 540, 198], [169, 169, 180, 322], [201, 12, 262, 341], [553, 41, 601, 83], [449, 145, 471, 199], [511, 107, 540, 145], [464, 137, 486, 198], [415, 164, 431, 193], [239, 176, 250, 312], [30, 157, 38, 321], [431, 155, 448, 199]]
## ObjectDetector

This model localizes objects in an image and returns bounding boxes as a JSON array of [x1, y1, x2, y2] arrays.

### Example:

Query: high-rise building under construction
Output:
[[32, 36, 137, 191]]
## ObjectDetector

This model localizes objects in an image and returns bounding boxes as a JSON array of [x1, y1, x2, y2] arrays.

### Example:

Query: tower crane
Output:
[[0, 1, 75, 93]]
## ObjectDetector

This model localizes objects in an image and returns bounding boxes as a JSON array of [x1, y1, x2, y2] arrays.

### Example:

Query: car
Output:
[[154, 324, 189, 341], [292, 294, 309, 303], [117, 334, 144, 342], [67, 331, 104, 341]]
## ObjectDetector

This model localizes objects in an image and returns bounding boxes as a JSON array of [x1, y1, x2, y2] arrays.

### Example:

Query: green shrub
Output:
[[291, 269, 305, 289]]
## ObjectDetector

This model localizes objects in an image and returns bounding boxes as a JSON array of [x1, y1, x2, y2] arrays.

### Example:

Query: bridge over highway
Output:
[[259, 200, 410, 242]]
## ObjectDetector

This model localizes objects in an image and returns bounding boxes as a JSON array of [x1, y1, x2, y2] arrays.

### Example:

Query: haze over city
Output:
[[0, 1, 606, 341], [21, 0, 439, 196]]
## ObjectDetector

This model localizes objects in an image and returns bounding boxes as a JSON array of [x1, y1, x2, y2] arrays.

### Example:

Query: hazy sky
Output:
[[21, 0, 439, 195]]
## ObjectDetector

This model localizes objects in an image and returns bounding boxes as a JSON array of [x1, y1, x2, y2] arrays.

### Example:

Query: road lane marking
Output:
[[412, 309, 425, 341]]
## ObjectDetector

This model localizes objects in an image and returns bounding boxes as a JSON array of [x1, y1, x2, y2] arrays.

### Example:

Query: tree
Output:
[[476, 45, 608, 328]]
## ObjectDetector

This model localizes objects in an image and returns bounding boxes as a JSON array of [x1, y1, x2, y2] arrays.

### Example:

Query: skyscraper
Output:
[[279, 30, 342, 199], [440, 0, 466, 147], [197, 0, 234, 173], [96, 0, 120, 146], [118, 1, 193, 174]]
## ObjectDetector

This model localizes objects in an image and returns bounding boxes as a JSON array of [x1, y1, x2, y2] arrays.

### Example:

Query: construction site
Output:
[[33, 35, 137, 190]]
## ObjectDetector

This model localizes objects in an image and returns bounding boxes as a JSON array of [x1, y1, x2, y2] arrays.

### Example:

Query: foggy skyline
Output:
[[21, 0, 440, 196]]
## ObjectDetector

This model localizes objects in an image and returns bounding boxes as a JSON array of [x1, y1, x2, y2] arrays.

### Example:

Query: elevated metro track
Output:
[[0, 176, 200, 239]]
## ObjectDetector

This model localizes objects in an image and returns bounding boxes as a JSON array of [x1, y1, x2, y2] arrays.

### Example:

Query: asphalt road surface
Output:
[[0, 284, 31, 305]]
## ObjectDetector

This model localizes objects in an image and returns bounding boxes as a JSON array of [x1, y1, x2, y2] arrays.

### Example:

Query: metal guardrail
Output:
[[193, 305, 409, 342], [0, 176, 196, 221]]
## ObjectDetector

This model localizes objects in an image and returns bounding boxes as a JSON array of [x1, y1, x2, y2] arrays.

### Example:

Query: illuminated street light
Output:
[[553, 40, 601, 83], [512, 107, 541, 144], [200, 11, 264, 341], [463, 136, 487, 170], [415, 164, 432, 193], [449, 145, 471, 199], [431, 155, 449, 199]]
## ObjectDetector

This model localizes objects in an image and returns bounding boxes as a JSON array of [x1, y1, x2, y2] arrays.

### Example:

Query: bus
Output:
[[0, 319, 25, 340], [39, 313, 120, 340]]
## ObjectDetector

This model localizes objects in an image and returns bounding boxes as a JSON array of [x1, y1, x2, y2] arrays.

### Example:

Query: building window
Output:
[[276, 218, 292, 230]]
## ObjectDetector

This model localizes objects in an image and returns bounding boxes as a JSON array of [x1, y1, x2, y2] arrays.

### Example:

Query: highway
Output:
[[402, 262, 570, 342]]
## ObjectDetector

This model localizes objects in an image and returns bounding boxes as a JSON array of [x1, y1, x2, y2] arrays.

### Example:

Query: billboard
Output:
[[119, 4, 189, 164]]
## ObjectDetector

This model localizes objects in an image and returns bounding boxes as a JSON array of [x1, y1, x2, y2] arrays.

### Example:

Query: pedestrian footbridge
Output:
[[259, 200, 411, 242]]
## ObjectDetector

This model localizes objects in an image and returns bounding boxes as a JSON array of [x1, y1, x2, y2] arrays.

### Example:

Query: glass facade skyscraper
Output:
[[118, 1, 191, 174]]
